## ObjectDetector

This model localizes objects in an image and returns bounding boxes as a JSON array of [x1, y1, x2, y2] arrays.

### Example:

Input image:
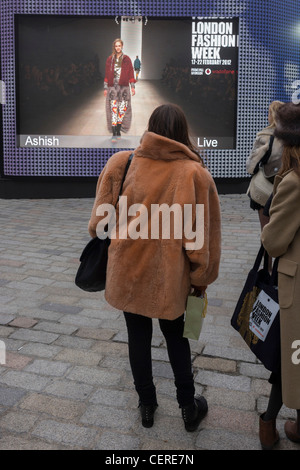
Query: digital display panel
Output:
[[1, 0, 298, 180], [15, 15, 239, 151]]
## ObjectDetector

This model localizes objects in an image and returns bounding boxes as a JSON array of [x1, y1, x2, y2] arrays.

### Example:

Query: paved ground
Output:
[[0, 194, 299, 451]]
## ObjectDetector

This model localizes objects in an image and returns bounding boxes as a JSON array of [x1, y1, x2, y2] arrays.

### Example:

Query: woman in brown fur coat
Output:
[[260, 102, 300, 449], [88, 104, 221, 431]]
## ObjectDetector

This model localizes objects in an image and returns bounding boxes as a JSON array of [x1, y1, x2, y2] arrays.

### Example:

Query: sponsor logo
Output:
[[291, 340, 300, 365]]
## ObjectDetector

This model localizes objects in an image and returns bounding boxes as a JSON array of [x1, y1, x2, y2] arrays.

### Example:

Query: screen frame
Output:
[[14, 14, 239, 155], [1, 4, 242, 180], [2, 0, 298, 184]]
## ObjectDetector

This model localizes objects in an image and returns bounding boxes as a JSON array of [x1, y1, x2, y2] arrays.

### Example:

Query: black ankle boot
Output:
[[116, 123, 121, 136], [181, 396, 208, 432], [139, 402, 158, 428]]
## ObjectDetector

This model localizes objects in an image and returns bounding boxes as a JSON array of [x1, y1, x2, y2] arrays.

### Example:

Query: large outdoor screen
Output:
[[15, 15, 239, 152]]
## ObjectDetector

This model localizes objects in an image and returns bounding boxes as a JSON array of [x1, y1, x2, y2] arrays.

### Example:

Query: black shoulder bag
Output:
[[75, 153, 133, 292], [231, 244, 280, 373]]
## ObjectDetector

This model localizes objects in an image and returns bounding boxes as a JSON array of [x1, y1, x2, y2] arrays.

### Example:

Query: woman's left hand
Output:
[[191, 285, 207, 297]]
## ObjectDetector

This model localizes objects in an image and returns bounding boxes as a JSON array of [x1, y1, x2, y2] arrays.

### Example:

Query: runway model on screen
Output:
[[134, 56, 141, 81], [104, 38, 135, 142]]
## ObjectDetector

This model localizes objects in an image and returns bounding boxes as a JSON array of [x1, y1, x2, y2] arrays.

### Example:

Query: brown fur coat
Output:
[[88, 132, 221, 319]]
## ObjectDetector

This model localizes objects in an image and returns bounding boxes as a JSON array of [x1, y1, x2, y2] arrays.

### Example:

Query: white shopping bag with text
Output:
[[249, 290, 279, 342]]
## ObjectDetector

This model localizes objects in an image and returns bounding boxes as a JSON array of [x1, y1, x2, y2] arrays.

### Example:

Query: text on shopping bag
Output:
[[249, 290, 279, 342]]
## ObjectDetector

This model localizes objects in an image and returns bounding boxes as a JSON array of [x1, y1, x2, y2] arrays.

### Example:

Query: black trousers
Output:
[[123, 311, 195, 407]]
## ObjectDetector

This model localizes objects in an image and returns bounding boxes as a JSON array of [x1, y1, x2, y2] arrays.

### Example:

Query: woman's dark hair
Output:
[[147, 104, 204, 164]]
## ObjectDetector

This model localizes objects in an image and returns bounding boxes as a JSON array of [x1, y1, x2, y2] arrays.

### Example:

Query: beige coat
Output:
[[88, 131, 221, 320], [246, 126, 283, 178], [261, 170, 300, 409]]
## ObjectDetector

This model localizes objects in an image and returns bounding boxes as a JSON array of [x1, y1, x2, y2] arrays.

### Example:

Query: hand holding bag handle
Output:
[[231, 244, 280, 373]]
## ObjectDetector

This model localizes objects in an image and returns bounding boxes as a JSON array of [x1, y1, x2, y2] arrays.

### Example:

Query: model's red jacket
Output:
[[104, 54, 135, 87]]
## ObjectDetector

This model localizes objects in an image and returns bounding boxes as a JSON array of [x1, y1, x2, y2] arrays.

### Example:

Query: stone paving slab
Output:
[[0, 195, 299, 451]]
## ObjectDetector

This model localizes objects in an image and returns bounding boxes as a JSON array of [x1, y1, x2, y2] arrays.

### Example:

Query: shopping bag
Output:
[[183, 293, 208, 340], [231, 244, 280, 372]]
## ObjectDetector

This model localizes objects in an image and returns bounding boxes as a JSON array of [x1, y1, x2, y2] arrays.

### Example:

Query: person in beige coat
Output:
[[260, 102, 300, 449], [246, 100, 284, 230], [88, 104, 221, 431]]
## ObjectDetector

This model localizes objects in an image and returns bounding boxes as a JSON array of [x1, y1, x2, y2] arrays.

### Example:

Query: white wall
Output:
[[121, 16, 143, 78]]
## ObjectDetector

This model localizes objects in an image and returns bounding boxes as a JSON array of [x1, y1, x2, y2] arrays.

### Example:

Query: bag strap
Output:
[[263, 249, 279, 282], [253, 244, 265, 271], [253, 135, 275, 174], [116, 152, 134, 206], [254, 243, 279, 286]]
